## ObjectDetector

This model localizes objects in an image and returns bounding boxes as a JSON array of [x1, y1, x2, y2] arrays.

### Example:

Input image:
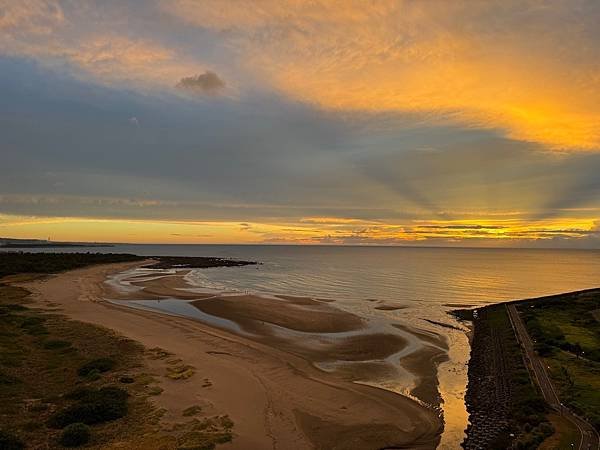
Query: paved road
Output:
[[507, 304, 599, 450]]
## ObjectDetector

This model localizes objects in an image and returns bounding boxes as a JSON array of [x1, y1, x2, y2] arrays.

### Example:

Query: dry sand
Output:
[[21, 262, 443, 449]]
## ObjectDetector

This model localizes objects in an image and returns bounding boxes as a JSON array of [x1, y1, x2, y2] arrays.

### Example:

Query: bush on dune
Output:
[[48, 386, 128, 428], [77, 357, 115, 377], [59, 423, 91, 447], [0, 430, 24, 450], [43, 339, 72, 350]]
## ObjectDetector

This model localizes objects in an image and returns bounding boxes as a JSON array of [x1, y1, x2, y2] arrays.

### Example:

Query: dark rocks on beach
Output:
[[460, 306, 513, 450], [144, 256, 258, 270]]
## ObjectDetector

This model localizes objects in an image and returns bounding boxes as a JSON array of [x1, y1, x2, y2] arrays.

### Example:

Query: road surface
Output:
[[507, 304, 599, 450]]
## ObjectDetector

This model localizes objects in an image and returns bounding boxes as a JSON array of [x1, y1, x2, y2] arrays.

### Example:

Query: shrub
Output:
[[0, 430, 24, 450], [59, 423, 91, 447], [534, 342, 555, 357], [3, 304, 27, 311], [43, 339, 72, 350], [48, 386, 128, 428], [20, 316, 45, 328], [538, 421, 554, 436], [0, 370, 21, 385], [64, 387, 96, 401], [77, 358, 115, 377], [20, 316, 48, 335], [84, 369, 101, 381]]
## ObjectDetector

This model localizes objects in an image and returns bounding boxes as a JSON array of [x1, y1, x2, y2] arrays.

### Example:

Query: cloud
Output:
[[0, 0, 64, 35], [176, 71, 225, 95], [4, 4, 600, 247], [418, 224, 507, 230], [3, 1, 600, 150], [165, 0, 600, 151], [0, 2, 206, 90]]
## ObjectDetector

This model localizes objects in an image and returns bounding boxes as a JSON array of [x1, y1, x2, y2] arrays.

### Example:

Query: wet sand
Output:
[[21, 262, 444, 449], [193, 294, 364, 333], [374, 304, 407, 311], [129, 272, 215, 300]]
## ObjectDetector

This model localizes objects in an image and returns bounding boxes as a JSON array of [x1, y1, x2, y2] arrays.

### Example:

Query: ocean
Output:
[[18, 244, 600, 305]]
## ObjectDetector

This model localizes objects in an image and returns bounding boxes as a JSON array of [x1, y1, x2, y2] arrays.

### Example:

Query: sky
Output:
[[2, 0, 600, 247]]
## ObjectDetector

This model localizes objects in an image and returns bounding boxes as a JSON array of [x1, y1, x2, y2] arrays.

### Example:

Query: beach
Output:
[[19, 261, 445, 449]]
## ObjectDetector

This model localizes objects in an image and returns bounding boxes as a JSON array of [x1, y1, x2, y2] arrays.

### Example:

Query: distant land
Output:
[[0, 238, 113, 248]]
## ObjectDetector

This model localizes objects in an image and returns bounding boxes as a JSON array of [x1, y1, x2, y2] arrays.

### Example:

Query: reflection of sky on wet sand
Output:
[[106, 265, 465, 446], [103, 246, 600, 448]]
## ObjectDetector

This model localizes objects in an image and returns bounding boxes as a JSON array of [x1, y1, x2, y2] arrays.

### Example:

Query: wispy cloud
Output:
[[166, 0, 600, 151]]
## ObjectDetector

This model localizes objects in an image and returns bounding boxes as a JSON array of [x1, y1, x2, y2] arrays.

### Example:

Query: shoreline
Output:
[[105, 264, 452, 409], [455, 290, 600, 449], [19, 262, 444, 449]]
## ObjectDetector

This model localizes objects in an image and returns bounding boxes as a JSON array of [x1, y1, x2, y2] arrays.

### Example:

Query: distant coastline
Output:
[[0, 243, 113, 248], [0, 237, 113, 249]]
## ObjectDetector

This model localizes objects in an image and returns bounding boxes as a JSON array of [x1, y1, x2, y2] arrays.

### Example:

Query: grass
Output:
[[0, 429, 24, 449], [539, 413, 580, 449], [78, 357, 116, 377], [546, 351, 600, 429], [0, 281, 151, 448], [0, 252, 235, 449], [182, 405, 203, 417], [518, 289, 600, 430]]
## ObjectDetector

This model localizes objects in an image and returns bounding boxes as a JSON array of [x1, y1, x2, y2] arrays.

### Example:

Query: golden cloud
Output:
[[0, 2, 206, 89], [0, 0, 64, 35], [1, 210, 598, 246], [165, 0, 600, 151]]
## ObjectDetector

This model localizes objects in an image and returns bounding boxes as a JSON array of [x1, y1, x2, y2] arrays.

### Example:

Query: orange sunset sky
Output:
[[2, 1, 600, 247]]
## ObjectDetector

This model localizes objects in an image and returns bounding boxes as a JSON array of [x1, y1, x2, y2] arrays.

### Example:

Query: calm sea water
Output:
[[9, 245, 600, 448], [19, 244, 600, 306]]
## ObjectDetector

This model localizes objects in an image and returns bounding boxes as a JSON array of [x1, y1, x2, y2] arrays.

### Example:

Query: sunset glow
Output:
[[2, 1, 600, 246]]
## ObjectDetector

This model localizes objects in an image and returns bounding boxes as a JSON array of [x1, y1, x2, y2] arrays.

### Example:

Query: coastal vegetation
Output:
[[0, 252, 237, 448], [517, 289, 600, 430], [0, 281, 152, 448], [0, 252, 257, 280], [457, 305, 553, 449], [0, 252, 143, 278]]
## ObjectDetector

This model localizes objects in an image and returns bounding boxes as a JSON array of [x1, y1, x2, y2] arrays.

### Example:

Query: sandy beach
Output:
[[20, 262, 444, 449]]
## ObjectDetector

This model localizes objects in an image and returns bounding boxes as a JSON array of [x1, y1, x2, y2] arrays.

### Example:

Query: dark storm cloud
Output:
[[176, 71, 225, 95]]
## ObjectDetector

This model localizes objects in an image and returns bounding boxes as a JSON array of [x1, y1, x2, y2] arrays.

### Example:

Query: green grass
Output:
[[0, 282, 151, 448], [518, 289, 600, 430], [78, 357, 116, 377], [546, 351, 600, 429], [540, 413, 579, 450], [0, 253, 235, 449]]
